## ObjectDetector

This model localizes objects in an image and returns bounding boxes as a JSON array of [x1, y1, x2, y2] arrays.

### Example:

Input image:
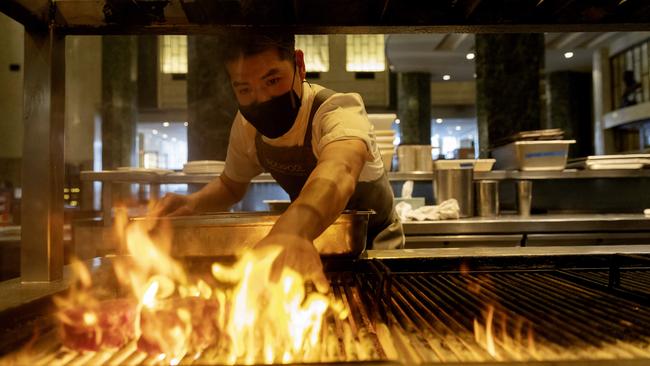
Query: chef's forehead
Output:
[[225, 48, 292, 80]]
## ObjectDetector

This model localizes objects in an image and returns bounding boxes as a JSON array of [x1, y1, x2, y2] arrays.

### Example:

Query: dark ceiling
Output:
[[2, 0, 650, 34]]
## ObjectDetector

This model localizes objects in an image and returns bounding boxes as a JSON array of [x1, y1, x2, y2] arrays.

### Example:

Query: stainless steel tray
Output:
[[132, 211, 371, 258]]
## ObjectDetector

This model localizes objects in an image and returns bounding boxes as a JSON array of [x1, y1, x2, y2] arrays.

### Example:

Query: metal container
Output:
[[475, 180, 499, 217], [433, 168, 474, 217], [133, 211, 371, 258], [492, 140, 576, 171], [263, 200, 291, 212], [516, 180, 533, 217], [397, 145, 433, 172]]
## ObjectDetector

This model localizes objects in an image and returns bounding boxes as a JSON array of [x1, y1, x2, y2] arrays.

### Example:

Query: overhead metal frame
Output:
[[1, 0, 650, 35]]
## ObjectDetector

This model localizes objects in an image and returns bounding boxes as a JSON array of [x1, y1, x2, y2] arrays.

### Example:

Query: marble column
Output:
[[475, 34, 544, 157], [546, 71, 594, 158], [101, 36, 138, 170], [592, 48, 616, 155], [187, 35, 238, 162], [397, 72, 431, 145]]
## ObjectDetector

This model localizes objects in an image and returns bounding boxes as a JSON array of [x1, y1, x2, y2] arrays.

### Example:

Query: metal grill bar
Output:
[[5, 265, 650, 365]]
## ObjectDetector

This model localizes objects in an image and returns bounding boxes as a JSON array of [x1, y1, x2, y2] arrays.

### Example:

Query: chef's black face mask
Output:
[[239, 65, 301, 139]]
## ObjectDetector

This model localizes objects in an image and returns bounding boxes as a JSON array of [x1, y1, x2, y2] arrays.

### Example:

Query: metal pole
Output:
[[20, 24, 65, 282]]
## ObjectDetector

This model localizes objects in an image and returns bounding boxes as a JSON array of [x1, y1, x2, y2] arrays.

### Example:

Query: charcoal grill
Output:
[[2, 250, 650, 365]]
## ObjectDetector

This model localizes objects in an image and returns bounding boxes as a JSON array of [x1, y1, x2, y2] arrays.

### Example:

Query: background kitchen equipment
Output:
[[434, 159, 496, 172], [567, 154, 650, 170], [492, 140, 576, 171], [475, 180, 499, 217], [368, 114, 397, 172], [375, 130, 396, 171], [397, 145, 433, 172], [183, 160, 225, 174], [516, 180, 533, 217], [130, 211, 371, 257], [433, 168, 474, 217], [493, 128, 565, 146]]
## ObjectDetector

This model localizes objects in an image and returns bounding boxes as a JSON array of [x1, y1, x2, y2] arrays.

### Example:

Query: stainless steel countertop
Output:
[[366, 245, 650, 259], [0, 257, 110, 314], [81, 169, 650, 184], [403, 214, 650, 235]]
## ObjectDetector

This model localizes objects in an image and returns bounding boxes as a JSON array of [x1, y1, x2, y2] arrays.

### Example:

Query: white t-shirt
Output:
[[223, 83, 385, 183]]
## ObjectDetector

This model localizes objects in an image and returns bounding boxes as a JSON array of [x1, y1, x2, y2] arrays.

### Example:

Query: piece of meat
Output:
[[138, 297, 220, 356], [59, 298, 137, 351]]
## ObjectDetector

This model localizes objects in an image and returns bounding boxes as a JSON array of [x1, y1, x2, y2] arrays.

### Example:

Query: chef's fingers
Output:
[[268, 256, 285, 283], [145, 195, 182, 232], [168, 205, 194, 217], [310, 269, 330, 294], [149, 194, 183, 218]]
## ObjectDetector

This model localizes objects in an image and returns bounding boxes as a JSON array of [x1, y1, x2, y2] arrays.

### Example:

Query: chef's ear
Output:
[[294, 49, 307, 80]]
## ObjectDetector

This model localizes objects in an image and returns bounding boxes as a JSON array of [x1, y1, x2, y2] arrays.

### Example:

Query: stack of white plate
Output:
[[375, 129, 396, 171], [183, 160, 225, 174], [567, 154, 650, 170], [116, 167, 173, 175]]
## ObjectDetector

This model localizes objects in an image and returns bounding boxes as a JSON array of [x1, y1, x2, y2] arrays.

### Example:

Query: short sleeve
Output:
[[223, 114, 264, 183], [314, 93, 374, 161]]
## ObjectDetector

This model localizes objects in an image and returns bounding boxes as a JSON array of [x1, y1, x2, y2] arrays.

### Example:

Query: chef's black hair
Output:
[[222, 32, 295, 64]]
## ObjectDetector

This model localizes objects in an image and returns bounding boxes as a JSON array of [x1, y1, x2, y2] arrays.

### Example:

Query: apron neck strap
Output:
[[304, 88, 336, 146]]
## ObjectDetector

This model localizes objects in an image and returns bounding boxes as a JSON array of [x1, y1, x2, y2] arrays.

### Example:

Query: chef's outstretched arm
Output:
[[148, 174, 249, 217], [255, 139, 368, 292]]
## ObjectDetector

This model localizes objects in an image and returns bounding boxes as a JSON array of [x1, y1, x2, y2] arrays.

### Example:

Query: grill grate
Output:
[[4, 261, 650, 365]]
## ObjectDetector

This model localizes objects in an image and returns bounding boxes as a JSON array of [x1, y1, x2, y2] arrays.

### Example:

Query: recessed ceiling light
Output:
[[152, 129, 158, 135], [171, 137, 177, 142], [184, 122, 189, 127], [466, 52, 475, 60], [442, 74, 451, 81], [162, 122, 170, 127], [162, 134, 168, 139], [455, 126, 462, 131], [394, 119, 400, 125], [564, 51, 574, 59], [436, 118, 443, 124]]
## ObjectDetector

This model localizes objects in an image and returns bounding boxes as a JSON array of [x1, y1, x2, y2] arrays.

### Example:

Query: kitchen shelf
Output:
[[81, 169, 650, 185]]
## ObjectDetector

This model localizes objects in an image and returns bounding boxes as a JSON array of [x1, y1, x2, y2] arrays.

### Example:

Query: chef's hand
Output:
[[254, 233, 329, 294], [148, 193, 197, 218]]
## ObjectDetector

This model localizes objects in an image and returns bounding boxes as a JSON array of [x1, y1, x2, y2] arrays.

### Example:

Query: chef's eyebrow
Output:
[[231, 68, 281, 88], [261, 68, 281, 80]]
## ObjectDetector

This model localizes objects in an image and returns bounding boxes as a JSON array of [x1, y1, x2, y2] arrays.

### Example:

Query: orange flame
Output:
[[56, 207, 344, 363]]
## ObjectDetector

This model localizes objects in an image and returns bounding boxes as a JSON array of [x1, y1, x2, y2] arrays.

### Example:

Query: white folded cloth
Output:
[[395, 199, 460, 221], [644, 208, 650, 217]]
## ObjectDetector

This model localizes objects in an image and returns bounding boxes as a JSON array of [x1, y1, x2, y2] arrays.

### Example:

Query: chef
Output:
[[150, 32, 404, 292]]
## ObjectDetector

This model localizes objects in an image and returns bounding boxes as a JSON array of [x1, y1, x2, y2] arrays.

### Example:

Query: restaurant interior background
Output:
[[1, 9, 650, 279]]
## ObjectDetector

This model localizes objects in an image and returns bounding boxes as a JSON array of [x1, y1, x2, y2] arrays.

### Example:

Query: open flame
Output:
[[473, 304, 537, 361], [55, 208, 345, 364]]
